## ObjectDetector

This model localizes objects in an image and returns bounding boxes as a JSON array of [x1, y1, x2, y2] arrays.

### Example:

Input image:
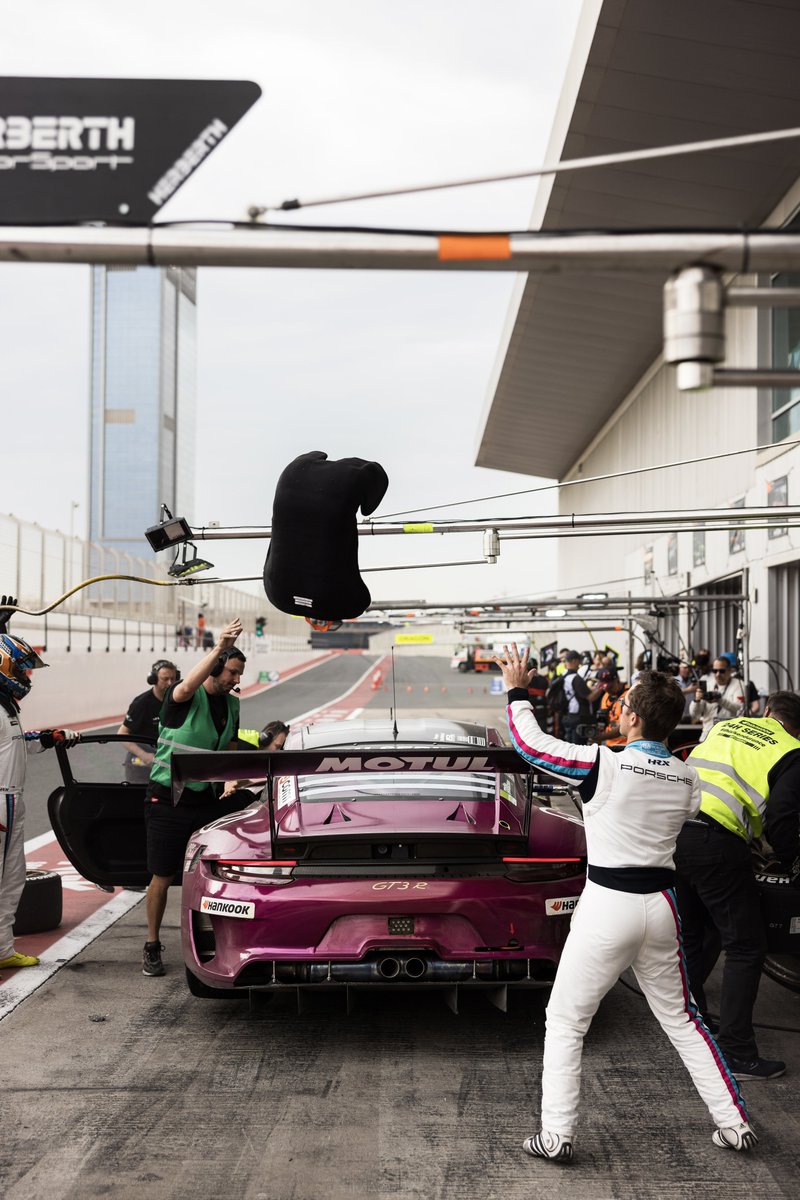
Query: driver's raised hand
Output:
[[492, 642, 534, 691]]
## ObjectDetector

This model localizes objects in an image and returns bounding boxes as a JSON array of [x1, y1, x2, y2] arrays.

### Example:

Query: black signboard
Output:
[[0, 77, 261, 223]]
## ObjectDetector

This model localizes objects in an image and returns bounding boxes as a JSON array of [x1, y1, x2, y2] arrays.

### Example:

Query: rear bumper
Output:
[[181, 869, 583, 991]]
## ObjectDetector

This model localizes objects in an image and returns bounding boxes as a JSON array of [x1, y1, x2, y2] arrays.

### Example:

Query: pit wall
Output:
[[15, 633, 324, 729]]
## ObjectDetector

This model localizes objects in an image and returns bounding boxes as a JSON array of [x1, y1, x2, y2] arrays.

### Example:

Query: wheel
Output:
[[185, 965, 240, 1000], [12, 870, 63, 935], [457, 662, 468, 673], [762, 954, 800, 994]]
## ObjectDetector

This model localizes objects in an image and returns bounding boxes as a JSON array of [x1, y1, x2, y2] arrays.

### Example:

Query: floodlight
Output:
[[168, 543, 215, 578], [144, 504, 193, 552], [544, 608, 567, 618]]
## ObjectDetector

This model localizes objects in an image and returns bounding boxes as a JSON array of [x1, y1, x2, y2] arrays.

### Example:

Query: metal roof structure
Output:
[[475, 0, 800, 481]]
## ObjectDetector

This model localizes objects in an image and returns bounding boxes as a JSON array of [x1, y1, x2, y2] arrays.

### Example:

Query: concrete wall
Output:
[[17, 642, 324, 729]]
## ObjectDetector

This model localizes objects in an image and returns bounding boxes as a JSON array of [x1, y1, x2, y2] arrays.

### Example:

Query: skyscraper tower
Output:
[[89, 265, 197, 557]]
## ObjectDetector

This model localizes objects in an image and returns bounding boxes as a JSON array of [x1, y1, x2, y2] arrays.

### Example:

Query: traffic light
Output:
[[255, 615, 266, 637]]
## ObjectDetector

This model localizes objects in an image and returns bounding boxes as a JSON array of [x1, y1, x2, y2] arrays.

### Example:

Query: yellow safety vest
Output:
[[688, 716, 799, 842], [238, 728, 261, 748]]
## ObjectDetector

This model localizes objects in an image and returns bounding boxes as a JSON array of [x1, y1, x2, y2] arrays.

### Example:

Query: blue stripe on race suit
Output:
[[661, 887, 749, 1123]]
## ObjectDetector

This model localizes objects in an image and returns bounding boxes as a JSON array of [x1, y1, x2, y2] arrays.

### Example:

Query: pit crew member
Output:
[[142, 618, 246, 978], [675, 692, 800, 1081]]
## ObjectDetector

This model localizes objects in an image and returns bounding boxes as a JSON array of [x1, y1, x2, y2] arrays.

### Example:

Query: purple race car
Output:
[[172, 717, 587, 1005]]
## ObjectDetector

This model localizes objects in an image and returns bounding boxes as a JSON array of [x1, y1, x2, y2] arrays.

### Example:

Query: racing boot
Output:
[[712, 1122, 758, 1152], [0, 951, 40, 969], [522, 1131, 573, 1163], [142, 941, 165, 976]]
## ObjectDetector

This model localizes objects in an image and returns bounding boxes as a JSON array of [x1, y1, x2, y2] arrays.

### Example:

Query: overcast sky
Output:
[[0, 0, 585, 606]]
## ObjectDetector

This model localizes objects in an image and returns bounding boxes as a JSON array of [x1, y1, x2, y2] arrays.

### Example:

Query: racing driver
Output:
[[494, 644, 756, 1163]]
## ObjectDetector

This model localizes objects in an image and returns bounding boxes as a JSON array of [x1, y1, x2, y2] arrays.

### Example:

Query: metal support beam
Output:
[[5, 226, 800, 274], [713, 369, 800, 388], [193, 506, 800, 542], [726, 287, 800, 307]]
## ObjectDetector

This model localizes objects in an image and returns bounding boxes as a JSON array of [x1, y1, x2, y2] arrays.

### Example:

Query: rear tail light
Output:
[[502, 856, 583, 882], [184, 842, 206, 873], [502, 857, 581, 864], [209, 859, 297, 884]]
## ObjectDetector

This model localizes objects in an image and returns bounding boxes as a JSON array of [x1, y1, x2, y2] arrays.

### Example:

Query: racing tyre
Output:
[[762, 953, 800, 994], [12, 869, 63, 936], [185, 966, 240, 1000], [457, 662, 468, 673]]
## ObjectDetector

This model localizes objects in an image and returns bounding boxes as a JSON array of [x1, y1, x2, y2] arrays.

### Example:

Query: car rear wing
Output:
[[170, 746, 564, 847]]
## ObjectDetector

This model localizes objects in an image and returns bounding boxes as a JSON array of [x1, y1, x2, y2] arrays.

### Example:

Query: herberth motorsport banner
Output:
[[0, 77, 261, 223]]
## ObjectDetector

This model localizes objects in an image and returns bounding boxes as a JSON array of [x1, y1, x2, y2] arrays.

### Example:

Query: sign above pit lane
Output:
[[0, 76, 261, 223]]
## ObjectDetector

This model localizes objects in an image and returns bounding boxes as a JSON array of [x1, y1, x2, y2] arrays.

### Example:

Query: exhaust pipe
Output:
[[377, 956, 401, 979], [403, 956, 427, 979]]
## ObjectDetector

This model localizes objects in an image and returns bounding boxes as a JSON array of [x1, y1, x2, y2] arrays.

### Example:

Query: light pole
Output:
[[63, 500, 80, 594]]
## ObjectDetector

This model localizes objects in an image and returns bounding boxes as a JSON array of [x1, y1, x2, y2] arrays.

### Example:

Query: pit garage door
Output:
[[768, 561, 800, 693]]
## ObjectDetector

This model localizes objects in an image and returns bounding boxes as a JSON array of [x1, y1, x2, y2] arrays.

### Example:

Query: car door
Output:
[[48, 734, 152, 888]]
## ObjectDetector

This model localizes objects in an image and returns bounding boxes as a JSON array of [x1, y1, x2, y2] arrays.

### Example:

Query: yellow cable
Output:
[[0, 573, 183, 618]]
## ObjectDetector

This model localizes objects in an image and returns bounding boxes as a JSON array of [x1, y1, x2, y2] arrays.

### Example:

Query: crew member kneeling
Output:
[[495, 645, 756, 1163]]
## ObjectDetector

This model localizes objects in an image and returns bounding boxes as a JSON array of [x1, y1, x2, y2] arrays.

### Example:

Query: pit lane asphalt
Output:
[[5, 657, 800, 1199]]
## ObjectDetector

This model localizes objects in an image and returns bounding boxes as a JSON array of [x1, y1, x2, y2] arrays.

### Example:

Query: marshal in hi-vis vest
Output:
[[688, 716, 799, 842], [150, 686, 239, 794]]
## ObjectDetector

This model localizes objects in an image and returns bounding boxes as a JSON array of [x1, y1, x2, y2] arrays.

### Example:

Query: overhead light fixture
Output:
[[168, 543, 214, 578], [577, 591, 609, 609], [145, 504, 194, 552], [544, 608, 567, 618]]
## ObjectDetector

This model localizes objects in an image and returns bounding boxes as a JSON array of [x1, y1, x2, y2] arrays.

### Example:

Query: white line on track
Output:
[[290, 654, 390, 725], [0, 889, 144, 1022], [345, 708, 364, 720]]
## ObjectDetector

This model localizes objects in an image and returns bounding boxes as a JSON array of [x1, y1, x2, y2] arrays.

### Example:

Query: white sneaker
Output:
[[522, 1130, 574, 1162], [712, 1122, 758, 1152]]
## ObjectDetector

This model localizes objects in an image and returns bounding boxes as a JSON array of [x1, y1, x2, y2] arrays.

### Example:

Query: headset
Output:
[[148, 659, 181, 686], [210, 648, 247, 677]]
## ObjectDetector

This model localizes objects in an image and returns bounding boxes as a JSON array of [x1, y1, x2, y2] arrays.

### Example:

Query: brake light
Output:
[[209, 858, 297, 884], [502, 856, 584, 883], [502, 857, 581, 863]]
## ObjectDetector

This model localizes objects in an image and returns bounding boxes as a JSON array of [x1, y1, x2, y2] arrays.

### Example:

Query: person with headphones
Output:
[[220, 720, 291, 801], [142, 617, 246, 978], [117, 659, 180, 784]]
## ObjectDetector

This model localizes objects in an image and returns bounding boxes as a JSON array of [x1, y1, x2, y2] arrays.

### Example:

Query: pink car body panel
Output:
[[180, 719, 587, 994]]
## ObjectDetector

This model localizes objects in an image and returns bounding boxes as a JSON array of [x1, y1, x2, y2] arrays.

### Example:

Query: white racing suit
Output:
[[507, 694, 749, 1138], [0, 699, 47, 959]]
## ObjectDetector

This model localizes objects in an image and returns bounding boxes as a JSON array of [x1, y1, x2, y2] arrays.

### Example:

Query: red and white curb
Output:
[[0, 650, 386, 1019]]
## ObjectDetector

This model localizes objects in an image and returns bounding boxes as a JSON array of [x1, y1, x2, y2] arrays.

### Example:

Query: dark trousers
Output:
[[674, 820, 766, 1060], [562, 715, 586, 745]]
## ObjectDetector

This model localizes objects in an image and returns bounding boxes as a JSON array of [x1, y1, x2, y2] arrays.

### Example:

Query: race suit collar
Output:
[[627, 738, 670, 758]]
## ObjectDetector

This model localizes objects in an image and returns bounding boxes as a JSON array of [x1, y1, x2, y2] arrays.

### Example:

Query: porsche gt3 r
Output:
[[45, 724, 800, 1006], [173, 718, 587, 1005]]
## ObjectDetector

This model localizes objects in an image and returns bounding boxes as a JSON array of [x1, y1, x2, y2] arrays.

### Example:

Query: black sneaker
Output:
[[725, 1055, 785, 1081], [142, 941, 165, 977]]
